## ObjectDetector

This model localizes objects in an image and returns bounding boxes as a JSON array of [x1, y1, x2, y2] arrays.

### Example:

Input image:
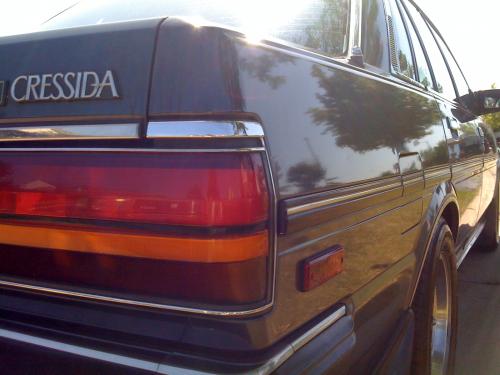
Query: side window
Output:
[[387, 0, 416, 79], [398, 1, 432, 87], [431, 30, 470, 98], [405, 3, 456, 99], [275, 0, 350, 57], [362, 0, 390, 70]]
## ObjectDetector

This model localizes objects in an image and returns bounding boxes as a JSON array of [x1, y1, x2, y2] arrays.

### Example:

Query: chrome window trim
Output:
[[0, 147, 266, 153], [147, 120, 265, 138], [0, 306, 346, 375], [0, 123, 139, 141]]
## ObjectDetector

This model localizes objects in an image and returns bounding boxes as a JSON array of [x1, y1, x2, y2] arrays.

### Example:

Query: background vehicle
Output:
[[0, 0, 499, 374]]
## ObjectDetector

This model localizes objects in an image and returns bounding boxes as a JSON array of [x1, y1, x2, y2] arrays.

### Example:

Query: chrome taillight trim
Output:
[[0, 120, 277, 317], [0, 120, 265, 141], [0, 279, 272, 317], [147, 120, 265, 138], [0, 123, 140, 141]]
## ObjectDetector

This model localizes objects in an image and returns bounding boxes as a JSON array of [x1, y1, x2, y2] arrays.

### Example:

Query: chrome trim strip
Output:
[[261, 140, 279, 325], [147, 121, 264, 138], [255, 306, 346, 374], [0, 147, 265, 153], [0, 279, 272, 317], [0, 328, 196, 375], [424, 167, 451, 179], [0, 306, 346, 375], [0, 124, 139, 141], [457, 221, 485, 268], [402, 173, 424, 184], [287, 182, 402, 216]]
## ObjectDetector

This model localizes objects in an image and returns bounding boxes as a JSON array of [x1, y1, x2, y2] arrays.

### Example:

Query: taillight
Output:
[[0, 151, 270, 308]]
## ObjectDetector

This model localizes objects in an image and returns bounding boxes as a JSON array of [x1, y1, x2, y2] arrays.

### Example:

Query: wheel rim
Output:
[[431, 251, 452, 374]]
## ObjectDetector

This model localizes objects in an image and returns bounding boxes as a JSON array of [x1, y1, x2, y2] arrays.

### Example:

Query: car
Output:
[[0, 0, 499, 374]]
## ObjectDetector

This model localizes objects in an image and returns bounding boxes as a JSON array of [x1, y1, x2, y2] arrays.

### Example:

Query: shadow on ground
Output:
[[456, 245, 500, 375]]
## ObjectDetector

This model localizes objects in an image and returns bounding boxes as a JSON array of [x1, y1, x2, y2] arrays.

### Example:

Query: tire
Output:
[[477, 180, 500, 252], [411, 218, 457, 375]]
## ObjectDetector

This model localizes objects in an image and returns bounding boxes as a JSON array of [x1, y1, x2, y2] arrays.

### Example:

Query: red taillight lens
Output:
[[0, 152, 268, 227], [0, 151, 270, 307]]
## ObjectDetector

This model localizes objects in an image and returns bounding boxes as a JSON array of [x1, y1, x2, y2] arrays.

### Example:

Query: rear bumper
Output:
[[0, 306, 353, 374]]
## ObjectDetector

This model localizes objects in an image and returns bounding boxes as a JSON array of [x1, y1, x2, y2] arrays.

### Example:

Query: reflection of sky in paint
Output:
[[0, 0, 497, 91]]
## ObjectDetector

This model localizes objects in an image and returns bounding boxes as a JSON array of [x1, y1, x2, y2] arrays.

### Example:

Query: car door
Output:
[[429, 23, 486, 246], [432, 31, 498, 220], [441, 102, 484, 248], [405, 3, 483, 248], [478, 122, 498, 217]]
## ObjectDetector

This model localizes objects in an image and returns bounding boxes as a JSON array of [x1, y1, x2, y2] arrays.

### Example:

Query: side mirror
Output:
[[474, 89, 500, 115]]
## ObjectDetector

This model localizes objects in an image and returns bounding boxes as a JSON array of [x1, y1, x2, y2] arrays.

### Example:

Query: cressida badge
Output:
[[8, 70, 120, 103]]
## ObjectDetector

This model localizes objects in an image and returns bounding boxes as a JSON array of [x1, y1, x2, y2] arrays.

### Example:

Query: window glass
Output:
[[388, 0, 415, 79], [362, 0, 390, 70], [405, 3, 456, 99], [41, 0, 350, 57], [398, 1, 432, 87], [431, 30, 470, 98]]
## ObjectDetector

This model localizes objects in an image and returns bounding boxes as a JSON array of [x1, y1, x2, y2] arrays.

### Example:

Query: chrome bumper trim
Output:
[[147, 121, 264, 138], [255, 305, 346, 374], [0, 123, 140, 141], [0, 305, 346, 375], [0, 327, 195, 375]]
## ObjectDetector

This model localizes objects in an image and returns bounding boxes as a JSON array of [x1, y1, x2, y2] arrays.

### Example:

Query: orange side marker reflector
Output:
[[301, 246, 344, 291], [0, 223, 268, 263]]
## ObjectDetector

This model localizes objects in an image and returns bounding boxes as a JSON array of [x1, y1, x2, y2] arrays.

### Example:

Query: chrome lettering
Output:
[[9, 71, 120, 103], [80, 71, 99, 99], [74, 72, 82, 99], [26, 75, 41, 101], [51, 73, 64, 100], [10, 75, 28, 102], [63, 72, 76, 99], [39, 74, 52, 100], [96, 70, 119, 98]]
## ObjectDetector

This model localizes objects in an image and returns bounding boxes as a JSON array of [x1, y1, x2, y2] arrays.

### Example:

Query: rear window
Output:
[[42, 0, 350, 57]]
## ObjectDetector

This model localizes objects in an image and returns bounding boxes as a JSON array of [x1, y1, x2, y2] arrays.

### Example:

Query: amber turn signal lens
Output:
[[0, 222, 268, 263], [301, 246, 344, 291]]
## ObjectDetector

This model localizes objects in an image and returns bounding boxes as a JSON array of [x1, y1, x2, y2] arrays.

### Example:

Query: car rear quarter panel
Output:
[[149, 18, 453, 363]]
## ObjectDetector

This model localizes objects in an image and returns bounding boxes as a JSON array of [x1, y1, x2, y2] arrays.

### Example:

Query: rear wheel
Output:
[[411, 218, 457, 375]]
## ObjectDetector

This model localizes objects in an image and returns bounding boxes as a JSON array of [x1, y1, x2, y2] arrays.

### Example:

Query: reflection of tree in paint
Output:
[[239, 53, 295, 90], [308, 65, 441, 153], [287, 161, 327, 191]]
